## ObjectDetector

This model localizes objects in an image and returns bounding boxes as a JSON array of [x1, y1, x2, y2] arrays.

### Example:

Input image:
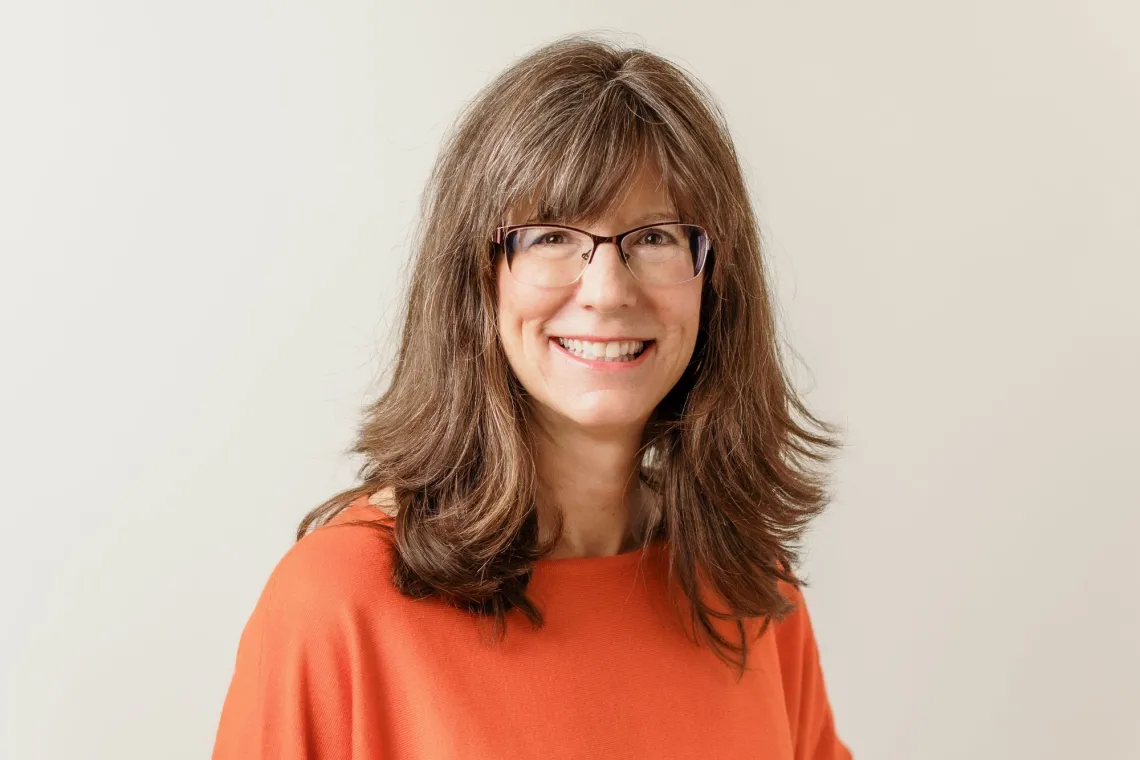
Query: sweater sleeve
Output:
[[773, 582, 854, 760], [212, 528, 364, 760]]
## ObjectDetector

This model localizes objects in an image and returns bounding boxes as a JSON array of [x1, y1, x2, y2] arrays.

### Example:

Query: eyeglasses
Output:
[[491, 221, 711, 287]]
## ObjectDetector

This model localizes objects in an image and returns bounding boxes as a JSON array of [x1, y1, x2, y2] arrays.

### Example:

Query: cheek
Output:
[[496, 260, 558, 360], [495, 262, 519, 344], [683, 292, 702, 338], [658, 285, 703, 356]]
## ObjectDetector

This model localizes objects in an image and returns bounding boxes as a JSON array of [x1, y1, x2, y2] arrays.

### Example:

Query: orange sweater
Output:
[[213, 497, 853, 759]]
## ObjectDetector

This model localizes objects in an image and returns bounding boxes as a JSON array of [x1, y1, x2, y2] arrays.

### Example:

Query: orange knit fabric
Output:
[[213, 497, 853, 759]]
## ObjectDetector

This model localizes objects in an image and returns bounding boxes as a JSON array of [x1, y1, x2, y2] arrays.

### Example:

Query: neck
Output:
[[531, 411, 650, 559]]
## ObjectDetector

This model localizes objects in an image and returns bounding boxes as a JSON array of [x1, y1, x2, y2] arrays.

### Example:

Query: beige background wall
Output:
[[2, 2, 1137, 758]]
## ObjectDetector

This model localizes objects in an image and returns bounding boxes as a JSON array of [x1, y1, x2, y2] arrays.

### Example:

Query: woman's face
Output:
[[495, 165, 704, 431]]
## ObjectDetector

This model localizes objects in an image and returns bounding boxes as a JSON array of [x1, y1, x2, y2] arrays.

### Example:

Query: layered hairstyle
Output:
[[299, 32, 843, 677]]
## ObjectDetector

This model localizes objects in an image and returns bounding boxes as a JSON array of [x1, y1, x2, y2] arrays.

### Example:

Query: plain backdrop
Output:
[[2, 2, 1138, 759]]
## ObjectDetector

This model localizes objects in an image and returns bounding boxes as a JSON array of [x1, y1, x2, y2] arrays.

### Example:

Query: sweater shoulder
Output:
[[265, 502, 398, 619]]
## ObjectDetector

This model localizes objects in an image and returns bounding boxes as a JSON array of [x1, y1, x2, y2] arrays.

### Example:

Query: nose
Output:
[[575, 241, 639, 312]]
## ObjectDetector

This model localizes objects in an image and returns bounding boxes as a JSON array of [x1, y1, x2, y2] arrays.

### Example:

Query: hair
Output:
[[298, 31, 844, 678]]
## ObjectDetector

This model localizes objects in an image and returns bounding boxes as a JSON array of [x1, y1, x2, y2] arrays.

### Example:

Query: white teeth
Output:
[[555, 338, 647, 362]]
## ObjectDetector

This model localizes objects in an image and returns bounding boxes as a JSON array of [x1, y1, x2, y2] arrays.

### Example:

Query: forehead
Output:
[[507, 163, 678, 228]]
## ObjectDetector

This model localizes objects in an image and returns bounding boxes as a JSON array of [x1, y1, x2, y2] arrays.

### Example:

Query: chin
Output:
[[553, 397, 651, 430]]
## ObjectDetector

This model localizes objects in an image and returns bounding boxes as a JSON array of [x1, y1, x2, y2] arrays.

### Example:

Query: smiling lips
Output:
[[553, 337, 652, 362]]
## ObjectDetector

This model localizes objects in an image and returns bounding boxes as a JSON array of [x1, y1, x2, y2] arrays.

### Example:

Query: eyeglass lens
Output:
[[505, 224, 707, 286]]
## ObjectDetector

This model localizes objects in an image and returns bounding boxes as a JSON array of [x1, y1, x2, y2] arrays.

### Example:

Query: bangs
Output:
[[496, 87, 702, 228]]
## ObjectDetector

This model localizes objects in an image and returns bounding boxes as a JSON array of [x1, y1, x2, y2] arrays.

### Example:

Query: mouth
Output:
[[551, 336, 654, 363]]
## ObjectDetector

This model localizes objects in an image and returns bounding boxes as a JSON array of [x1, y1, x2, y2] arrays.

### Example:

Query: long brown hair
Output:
[[298, 32, 844, 678]]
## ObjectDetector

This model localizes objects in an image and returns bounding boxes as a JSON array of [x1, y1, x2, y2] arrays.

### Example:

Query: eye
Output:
[[637, 229, 674, 245]]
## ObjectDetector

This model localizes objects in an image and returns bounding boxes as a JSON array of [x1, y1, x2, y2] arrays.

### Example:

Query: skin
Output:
[[496, 164, 704, 558]]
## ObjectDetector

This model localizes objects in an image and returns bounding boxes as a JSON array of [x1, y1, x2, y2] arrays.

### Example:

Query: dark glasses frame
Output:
[[490, 221, 712, 285]]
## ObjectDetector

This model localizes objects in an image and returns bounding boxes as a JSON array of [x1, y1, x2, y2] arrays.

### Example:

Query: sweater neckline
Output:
[[341, 496, 665, 575], [530, 539, 665, 578]]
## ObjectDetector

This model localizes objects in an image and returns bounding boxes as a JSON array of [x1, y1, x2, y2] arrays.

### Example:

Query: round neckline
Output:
[[531, 539, 665, 575], [347, 493, 665, 574], [536, 546, 644, 565]]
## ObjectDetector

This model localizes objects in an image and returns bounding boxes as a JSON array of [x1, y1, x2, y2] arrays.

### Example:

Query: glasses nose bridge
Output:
[[583, 231, 625, 266]]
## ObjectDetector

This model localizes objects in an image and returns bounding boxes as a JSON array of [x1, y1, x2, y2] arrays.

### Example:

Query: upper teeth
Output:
[[556, 338, 645, 358]]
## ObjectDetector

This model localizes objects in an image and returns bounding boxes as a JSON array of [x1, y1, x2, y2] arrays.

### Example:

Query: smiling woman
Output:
[[213, 31, 851, 760], [495, 163, 704, 437]]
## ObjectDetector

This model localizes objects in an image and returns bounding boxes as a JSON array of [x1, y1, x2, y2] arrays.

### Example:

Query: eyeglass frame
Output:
[[490, 220, 712, 286]]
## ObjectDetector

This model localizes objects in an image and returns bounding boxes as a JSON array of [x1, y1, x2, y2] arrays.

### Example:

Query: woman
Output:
[[213, 33, 852, 759]]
